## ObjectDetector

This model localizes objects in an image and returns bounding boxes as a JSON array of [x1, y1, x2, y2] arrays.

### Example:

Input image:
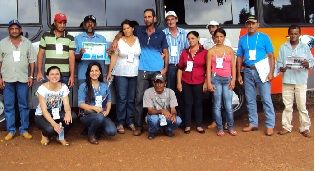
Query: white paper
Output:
[[286, 56, 305, 70], [254, 57, 270, 83]]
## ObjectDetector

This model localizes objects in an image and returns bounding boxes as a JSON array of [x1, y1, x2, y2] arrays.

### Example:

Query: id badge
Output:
[[95, 95, 102, 107], [13, 51, 21, 62], [52, 108, 60, 120], [56, 43, 63, 55], [185, 61, 193, 72], [127, 53, 134, 63], [170, 46, 178, 57], [249, 50, 256, 60], [216, 57, 224, 68]]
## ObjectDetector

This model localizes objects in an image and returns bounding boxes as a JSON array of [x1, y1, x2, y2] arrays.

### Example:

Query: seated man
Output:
[[143, 74, 182, 140]]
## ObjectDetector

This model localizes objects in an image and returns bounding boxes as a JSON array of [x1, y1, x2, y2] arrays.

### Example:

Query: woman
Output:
[[177, 31, 207, 134], [35, 66, 72, 146], [107, 19, 140, 134], [207, 28, 237, 136], [79, 62, 116, 144]]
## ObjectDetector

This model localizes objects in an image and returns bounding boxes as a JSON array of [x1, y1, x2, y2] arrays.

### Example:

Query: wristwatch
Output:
[[29, 76, 34, 79]]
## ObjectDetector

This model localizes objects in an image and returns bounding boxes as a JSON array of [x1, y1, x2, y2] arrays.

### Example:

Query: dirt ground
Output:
[[0, 104, 313, 171]]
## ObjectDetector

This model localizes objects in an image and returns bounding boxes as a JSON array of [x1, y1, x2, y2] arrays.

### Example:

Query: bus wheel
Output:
[[0, 95, 5, 131], [232, 85, 246, 118]]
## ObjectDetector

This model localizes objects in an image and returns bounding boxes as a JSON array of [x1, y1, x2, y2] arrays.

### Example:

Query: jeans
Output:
[[115, 76, 137, 126], [243, 68, 275, 128], [35, 115, 71, 138], [282, 84, 310, 132], [211, 76, 234, 130], [182, 82, 203, 127], [3, 82, 29, 134], [146, 114, 182, 134], [80, 113, 117, 137], [135, 70, 159, 127]]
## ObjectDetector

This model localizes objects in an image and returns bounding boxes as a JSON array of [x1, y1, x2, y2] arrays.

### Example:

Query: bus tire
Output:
[[232, 85, 247, 119], [0, 95, 5, 131]]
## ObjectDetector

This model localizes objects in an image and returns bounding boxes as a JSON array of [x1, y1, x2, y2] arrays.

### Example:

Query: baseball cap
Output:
[[54, 13, 67, 23], [165, 11, 177, 19], [84, 15, 96, 23], [206, 20, 219, 28], [153, 74, 166, 82], [8, 20, 21, 28], [246, 15, 258, 23]]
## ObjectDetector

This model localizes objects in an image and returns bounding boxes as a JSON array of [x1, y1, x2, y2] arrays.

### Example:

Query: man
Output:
[[203, 20, 231, 50], [143, 74, 182, 140], [75, 15, 107, 85], [0, 20, 36, 140], [162, 11, 188, 91], [236, 15, 275, 136], [36, 13, 75, 87], [276, 25, 313, 138]]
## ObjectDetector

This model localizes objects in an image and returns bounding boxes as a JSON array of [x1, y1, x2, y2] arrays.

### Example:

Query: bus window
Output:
[[164, 0, 255, 25], [50, 0, 156, 27], [0, 0, 39, 24], [263, 0, 314, 24]]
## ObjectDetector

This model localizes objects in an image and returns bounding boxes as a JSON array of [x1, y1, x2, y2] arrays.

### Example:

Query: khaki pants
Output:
[[282, 84, 311, 132]]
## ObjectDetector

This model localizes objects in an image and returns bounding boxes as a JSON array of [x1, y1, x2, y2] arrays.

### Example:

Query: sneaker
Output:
[[148, 133, 155, 140], [117, 124, 125, 134], [21, 131, 32, 139], [40, 134, 49, 146], [4, 132, 15, 141]]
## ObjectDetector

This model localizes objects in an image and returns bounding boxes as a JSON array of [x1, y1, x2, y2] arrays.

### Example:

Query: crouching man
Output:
[[143, 74, 182, 140]]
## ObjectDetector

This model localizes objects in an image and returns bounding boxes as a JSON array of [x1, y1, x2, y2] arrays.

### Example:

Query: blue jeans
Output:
[[243, 68, 275, 128], [167, 64, 177, 91], [35, 115, 71, 137], [3, 82, 29, 134], [146, 114, 182, 134], [80, 113, 117, 137], [211, 76, 234, 131], [115, 76, 137, 126]]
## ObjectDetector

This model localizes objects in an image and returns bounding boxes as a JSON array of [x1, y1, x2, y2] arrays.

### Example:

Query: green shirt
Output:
[[0, 36, 36, 83], [39, 31, 76, 75]]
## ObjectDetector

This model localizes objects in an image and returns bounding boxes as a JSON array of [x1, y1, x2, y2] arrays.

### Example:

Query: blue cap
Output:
[[8, 20, 21, 28]]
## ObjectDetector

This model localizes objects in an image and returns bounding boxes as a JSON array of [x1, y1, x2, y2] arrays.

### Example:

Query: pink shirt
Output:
[[211, 53, 232, 77]]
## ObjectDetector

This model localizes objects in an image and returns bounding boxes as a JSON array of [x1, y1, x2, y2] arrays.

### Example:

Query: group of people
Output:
[[0, 8, 313, 145]]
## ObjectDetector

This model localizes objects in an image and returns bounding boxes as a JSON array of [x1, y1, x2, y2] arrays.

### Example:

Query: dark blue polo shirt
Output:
[[135, 26, 168, 71]]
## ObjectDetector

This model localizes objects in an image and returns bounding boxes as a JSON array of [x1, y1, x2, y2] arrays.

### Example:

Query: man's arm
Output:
[[161, 48, 169, 75], [68, 50, 75, 87], [28, 62, 35, 87], [267, 53, 275, 80], [0, 62, 3, 89], [36, 48, 45, 81], [236, 56, 244, 85]]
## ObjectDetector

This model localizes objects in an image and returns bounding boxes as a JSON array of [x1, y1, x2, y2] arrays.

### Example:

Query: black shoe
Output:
[[88, 136, 99, 145], [164, 130, 175, 137], [148, 133, 155, 140]]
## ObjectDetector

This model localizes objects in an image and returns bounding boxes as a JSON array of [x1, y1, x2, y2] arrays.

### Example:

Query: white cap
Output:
[[206, 20, 219, 28], [165, 11, 177, 19]]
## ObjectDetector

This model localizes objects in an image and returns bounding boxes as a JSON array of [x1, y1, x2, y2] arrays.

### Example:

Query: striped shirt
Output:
[[163, 27, 189, 65], [39, 31, 76, 75]]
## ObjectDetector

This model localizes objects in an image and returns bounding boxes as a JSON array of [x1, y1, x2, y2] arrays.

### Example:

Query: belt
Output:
[[245, 65, 256, 70], [169, 64, 177, 67]]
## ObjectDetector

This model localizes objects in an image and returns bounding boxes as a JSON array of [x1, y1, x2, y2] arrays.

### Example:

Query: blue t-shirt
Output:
[[236, 32, 273, 66], [135, 26, 168, 71], [78, 82, 112, 107], [75, 32, 107, 80]]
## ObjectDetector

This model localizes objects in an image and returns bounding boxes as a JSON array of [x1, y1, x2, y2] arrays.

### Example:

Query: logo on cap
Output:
[[8, 20, 21, 28], [246, 15, 257, 23], [84, 15, 96, 23]]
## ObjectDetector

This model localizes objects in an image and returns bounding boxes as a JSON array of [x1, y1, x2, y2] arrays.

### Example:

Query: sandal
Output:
[[57, 139, 70, 146], [228, 129, 237, 136], [301, 130, 311, 138], [184, 127, 191, 134], [217, 130, 225, 136], [196, 127, 205, 134], [117, 124, 125, 134], [40, 133, 49, 146]]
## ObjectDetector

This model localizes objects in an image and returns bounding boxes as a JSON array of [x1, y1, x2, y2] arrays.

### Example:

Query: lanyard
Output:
[[247, 32, 259, 50]]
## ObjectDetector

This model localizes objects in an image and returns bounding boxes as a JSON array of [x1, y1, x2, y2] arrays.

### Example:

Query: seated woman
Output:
[[35, 66, 72, 146], [78, 62, 116, 145]]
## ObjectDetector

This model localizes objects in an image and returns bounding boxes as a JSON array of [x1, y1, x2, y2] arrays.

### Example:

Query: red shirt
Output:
[[178, 46, 207, 85]]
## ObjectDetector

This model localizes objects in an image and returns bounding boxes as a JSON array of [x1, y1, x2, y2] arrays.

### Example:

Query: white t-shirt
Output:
[[112, 37, 141, 77], [35, 83, 70, 116]]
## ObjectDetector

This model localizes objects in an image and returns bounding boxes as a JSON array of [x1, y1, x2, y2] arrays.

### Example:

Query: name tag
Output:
[[56, 43, 63, 55], [95, 95, 102, 107], [185, 61, 193, 72], [170, 46, 178, 57], [127, 53, 134, 63], [13, 51, 21, 62], [52, 108, 60, 120], [249, 50, 256, 60], [216, 57, 224, 68]]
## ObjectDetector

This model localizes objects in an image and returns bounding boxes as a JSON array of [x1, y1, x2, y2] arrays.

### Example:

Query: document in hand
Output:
[[254, 57, 270, 83]]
